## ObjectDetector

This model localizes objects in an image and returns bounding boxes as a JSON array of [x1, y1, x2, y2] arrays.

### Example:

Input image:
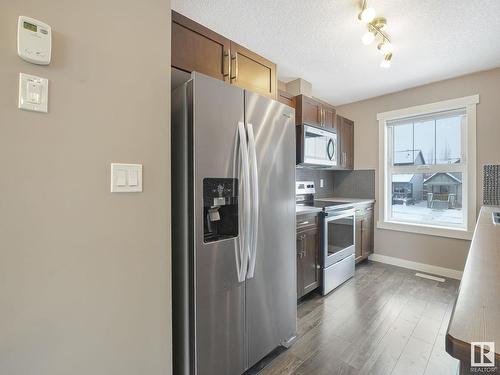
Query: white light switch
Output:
[[116, 170, 127, 187], [19, 73, 48, 113], [111, 163, 142, 192], [128, 169, 138, 186], [320, 179, 324, 188]]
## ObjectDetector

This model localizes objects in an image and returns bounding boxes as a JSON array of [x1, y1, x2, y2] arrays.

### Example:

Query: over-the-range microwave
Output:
[[296, 124, 337, 168]]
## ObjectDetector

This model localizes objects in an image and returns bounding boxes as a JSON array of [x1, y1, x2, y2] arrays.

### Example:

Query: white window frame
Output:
[[377, 95, 479, 240]]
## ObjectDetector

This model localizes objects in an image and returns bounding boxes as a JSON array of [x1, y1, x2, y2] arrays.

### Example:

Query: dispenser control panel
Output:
[[203, 178, 238, 243]]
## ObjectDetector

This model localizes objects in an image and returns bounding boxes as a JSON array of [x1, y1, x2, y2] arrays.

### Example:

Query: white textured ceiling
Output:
[[171, 0, 500, 105]]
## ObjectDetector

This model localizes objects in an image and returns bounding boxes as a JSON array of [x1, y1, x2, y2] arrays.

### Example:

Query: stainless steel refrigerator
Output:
[[172, 72, 297, 375]]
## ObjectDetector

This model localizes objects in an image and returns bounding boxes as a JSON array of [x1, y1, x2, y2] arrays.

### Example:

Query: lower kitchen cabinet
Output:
[[355, 204, 374, 263], [297, 215, 320, 299]]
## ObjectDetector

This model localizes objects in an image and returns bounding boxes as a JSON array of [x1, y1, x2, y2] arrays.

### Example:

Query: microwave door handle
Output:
[[237, 121, 251, 283], [246, 123, 259, 279]]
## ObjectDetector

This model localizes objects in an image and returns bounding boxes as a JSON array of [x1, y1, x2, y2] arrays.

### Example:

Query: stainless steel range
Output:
[[296, 181, 356, 295]]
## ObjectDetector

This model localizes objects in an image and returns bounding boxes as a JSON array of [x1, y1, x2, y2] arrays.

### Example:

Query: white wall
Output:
[[0, 1, 172, 374], [337, 68, 500, 271]]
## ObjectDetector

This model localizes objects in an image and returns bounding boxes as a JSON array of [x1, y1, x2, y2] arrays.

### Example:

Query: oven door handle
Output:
[[324, 209, 356, 220]]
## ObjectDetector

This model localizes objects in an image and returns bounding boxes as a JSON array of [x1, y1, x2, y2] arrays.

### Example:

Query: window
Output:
[[378, 95, 478, 239]]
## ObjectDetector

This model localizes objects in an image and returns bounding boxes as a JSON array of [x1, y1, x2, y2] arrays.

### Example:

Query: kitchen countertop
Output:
[[295, 206, 322, 215], [445, 205, 500, 367], [296, 197, 375, 215], [317, 197, 375, 206]]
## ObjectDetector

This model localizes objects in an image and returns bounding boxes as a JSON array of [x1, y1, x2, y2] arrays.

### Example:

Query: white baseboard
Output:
[[368, 253, 463, 280]]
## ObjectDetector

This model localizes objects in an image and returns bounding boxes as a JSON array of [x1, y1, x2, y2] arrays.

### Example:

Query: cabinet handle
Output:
[[230, 52, 238, 81], [299, 221, 310, 225], [223, 50, 230, 77]]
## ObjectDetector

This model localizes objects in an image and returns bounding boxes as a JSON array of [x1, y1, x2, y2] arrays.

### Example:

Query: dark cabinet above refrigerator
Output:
[[171, 10, 277, 99]]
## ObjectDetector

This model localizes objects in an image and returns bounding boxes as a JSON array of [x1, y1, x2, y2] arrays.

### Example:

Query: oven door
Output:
[[323, 209, 355, 267], [301, 125, 337, 167]]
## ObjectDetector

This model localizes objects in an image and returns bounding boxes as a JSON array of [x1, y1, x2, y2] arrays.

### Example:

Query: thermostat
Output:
[[17, 16, 52, 65]]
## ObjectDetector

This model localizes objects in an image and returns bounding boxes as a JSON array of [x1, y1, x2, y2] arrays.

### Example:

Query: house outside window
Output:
[[377, 95, 478, 240]]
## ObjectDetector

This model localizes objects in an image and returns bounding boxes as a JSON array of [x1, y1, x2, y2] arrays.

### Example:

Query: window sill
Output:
[[377, 220, 473, 240]]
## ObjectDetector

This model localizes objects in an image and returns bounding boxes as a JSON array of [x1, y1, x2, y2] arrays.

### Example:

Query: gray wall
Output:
[[337, 68, 500, 271], [0, 1, 172, 374]]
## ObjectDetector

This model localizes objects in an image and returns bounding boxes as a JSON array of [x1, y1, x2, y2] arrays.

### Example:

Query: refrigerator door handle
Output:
[[237, 121, 251, 282], [246, 123, 259, 279]]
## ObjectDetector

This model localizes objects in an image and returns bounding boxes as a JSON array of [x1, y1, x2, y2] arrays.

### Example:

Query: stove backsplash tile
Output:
[[296, 168, 335, 198], [296, 168, 375, 199], [332, 170, 375, 199]]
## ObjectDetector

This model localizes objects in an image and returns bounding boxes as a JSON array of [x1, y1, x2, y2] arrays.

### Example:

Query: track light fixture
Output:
[[358, 0, 394, 68]]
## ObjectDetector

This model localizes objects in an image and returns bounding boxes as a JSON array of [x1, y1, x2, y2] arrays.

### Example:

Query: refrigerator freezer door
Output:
[[244, 92, 297, 368], [192, 73, 247, 375]]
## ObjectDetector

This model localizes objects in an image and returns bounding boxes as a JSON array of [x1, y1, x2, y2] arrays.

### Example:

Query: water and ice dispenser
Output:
[[203, 178, 239, 243]]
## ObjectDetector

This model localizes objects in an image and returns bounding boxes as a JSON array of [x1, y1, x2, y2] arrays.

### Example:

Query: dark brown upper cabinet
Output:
[[171, 11, 277, 99], [172, 11, 230, 82], [278, 90, 295, 108], [337, 115, 354, 170], [229, 41, 277, 99], [294, 95, 336, 129]]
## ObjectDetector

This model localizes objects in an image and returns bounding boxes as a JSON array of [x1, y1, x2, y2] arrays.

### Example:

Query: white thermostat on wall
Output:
[[17, 16, 52, 65]]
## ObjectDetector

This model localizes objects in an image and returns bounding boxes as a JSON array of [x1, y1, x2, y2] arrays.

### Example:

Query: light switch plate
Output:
[[111, 163, 142, 192], [19, 73, 48, 113]]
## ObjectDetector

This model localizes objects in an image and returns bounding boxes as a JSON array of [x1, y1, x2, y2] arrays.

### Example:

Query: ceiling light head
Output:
[[362, 31, 376, 45], [358, 7, 376, 23], [380, 53, 393, 68], [371, 17, 387, 29], [378, 41, 393, 55]]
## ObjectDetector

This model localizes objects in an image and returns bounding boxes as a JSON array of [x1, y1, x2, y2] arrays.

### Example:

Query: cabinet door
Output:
[[295, 95, 322, 127], [323, 105, 337, 129], [338, 115, 354, 169], [230, 41, 277, 99], [171, 11, 231, 82], [355, 217, 363, 262], [278, 90, 295, 108], [301, 227, 320, 295], [344, 118, 354, 169], [361, 211, 374, 257], [296, 233, 305, 299]]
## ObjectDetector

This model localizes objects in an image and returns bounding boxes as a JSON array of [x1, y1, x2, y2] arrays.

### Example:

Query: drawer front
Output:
[[296, 214, 318, 230], [355, 204, 374, 218], [322, 254, 355, 295]]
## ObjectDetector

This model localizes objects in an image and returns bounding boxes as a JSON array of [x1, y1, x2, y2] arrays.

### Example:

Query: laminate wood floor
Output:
[[258, 261, 460, 375]]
